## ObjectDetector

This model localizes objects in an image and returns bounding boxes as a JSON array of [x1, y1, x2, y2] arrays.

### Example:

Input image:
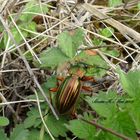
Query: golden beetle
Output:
[[51, 66, 94, 115]]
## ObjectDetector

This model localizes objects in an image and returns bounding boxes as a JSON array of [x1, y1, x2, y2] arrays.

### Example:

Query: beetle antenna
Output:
[[78, 62, 109, 71]]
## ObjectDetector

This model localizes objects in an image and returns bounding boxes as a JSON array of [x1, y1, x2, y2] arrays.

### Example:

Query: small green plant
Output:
[[0, 116, 9, 127], [93, 27, 119, 57], [34, 28, 111, 77], [109, 0, 123, 7]]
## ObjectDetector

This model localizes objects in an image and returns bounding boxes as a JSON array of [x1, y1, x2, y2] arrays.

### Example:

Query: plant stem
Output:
[[79, 116, 132, 140]]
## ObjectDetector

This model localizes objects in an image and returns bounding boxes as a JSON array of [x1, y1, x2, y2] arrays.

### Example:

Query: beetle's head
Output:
[[68, 64, 87, 78]]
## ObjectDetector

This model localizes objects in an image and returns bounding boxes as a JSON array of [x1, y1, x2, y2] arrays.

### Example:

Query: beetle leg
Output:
[[85, 50, 97, 56], [71, 107, 78, 119], [49, 81, 60, 92], [82, 85, 93, 92], [57, 76, 65, 81], [82, 76, 96, 83], [49, 76, 65, 92], [49, 87, 58, 92]]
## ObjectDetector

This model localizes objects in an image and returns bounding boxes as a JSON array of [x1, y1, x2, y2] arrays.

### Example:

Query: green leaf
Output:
[[58, 28, 84, 58], [85, 91, 118, 118], [34, 48, 70, 68], [128, 98, 140, 131], [24, 108, 40, 128], [76, 51, 108, 77], [3, 27, 27, 47], [0, 23, 3, 32], [109, 0, 122, 7], [0, 116, 9, 126], [24, 115, 37, 128], [72, 28, 84, 48], [138, 2, 140, 9], [104, 111, 137, 140], [101, 47, 120, 57], [86, 66, 107, 78], [0, 36, 5, 50], [20, 21, 36, 33], [0, 129, 8, 140], [76, 51, 107, 67], [20, 1, 48, 22], [3, 21, 36, 49], [66, 114, 96, 140], [10, 124, 29, 140], [43, 76, 57, 89], [45, 114, 68, 137], [92, 38, 103, 46], [58, 31, 73, 58], [118, 70, 140, 98], [12, 27, 28, 44], [97, 131, 118, 140], [28, 129, 51, 140], [26, 107, 40, 117], [100, 27, 114, 38]]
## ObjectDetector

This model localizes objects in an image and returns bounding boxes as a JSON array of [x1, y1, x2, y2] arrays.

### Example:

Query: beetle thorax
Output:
[[74, 69, 84, 78]]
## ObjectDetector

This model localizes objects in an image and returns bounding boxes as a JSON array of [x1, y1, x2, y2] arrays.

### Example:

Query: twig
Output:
[[79, 116, 132, 140], [0, 92, 21, 121], [0, 99, 44, 106], [32, 87, 55, 140]]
